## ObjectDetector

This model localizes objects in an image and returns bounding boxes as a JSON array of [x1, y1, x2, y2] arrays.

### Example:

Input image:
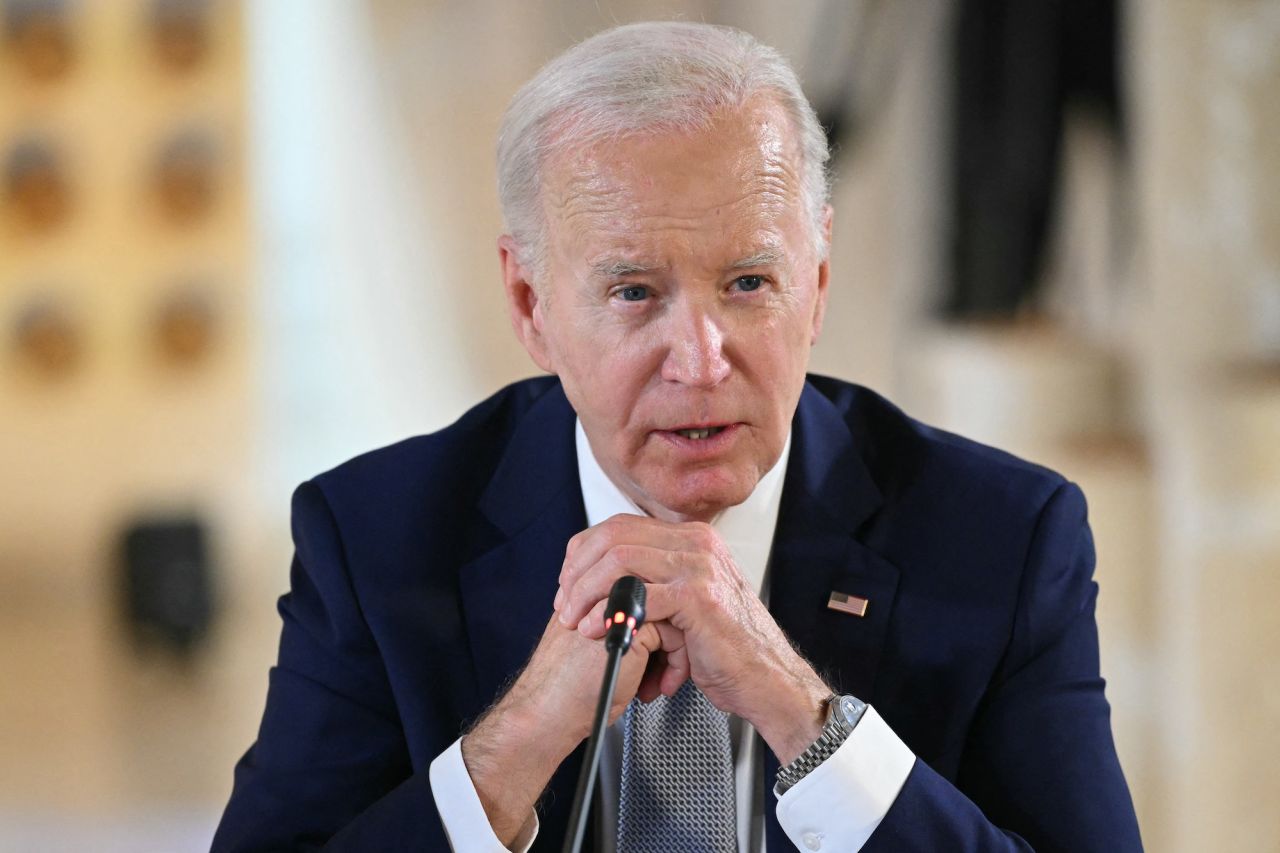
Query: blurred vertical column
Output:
[[1130, 1, 1280, 850], [245, 0, 557, 544], [885, 2, 1162, 839]]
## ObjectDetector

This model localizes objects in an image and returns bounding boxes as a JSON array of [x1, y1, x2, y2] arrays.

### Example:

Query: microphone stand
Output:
[[562, 577, 646, 853], [562, 643, 624, 853]]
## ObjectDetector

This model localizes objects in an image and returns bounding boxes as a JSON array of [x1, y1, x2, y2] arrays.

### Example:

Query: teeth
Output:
[[675, 427, 723, 440]]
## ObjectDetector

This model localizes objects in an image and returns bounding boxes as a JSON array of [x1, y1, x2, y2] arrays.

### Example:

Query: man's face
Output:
[[505, 97, 829, 522]]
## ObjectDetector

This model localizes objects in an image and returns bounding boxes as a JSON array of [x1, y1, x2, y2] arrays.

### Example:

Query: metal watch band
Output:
[[773, 694, 867, 796]]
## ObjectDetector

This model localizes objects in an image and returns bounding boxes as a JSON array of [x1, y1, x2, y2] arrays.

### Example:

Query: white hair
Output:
[[496, 21, 832, 280]]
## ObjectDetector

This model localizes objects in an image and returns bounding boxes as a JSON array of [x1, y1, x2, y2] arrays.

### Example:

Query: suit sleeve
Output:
[[863, 481, 1144, 852], [211, 481, 452, 852]]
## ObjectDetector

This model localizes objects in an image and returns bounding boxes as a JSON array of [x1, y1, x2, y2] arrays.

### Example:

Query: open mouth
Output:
[[673, 426, 727, 440]]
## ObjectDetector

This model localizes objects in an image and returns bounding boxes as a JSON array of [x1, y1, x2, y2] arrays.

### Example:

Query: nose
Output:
[[659, 297, 731, 388]]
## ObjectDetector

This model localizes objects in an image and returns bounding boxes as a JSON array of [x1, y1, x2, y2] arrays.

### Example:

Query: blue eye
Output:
[[618, 285, 649, 302], [734, 275, 764, 292]]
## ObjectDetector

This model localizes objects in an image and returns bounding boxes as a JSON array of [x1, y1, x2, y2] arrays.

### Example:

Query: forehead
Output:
[[540, 98, 807, 267]]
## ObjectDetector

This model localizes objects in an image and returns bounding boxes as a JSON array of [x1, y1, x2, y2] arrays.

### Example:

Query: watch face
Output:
[[835, 695, 864, 727]]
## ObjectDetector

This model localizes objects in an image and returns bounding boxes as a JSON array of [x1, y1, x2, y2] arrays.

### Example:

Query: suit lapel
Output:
[[455, 382, 591, 850], [459, 383, 586, 704], [764, 382, 902, 850]]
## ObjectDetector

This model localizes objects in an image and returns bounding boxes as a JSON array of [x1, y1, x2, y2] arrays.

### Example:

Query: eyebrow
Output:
[[728, 248, 785, 270], [587, 247, 785, 279], [589, 259, 660, 279]]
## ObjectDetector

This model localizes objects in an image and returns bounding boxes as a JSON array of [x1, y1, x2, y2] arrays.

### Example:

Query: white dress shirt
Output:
[[429, 420, 915, 852]]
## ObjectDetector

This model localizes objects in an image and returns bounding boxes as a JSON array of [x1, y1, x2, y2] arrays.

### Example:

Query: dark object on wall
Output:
[[4, 0, 74, 80], [149, 0, 211, 72], [5, 138, 72, 230], [12, 295, 81, 377], [153, 284, 217, 366], [118, 515, 217, 656], [945, 0, 1123, 319], [153, 130, 217, 224]]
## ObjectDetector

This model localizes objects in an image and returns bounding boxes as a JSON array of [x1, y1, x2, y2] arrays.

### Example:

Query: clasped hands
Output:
[[552, 513, 830, 763], [461, 514, 831, 843]]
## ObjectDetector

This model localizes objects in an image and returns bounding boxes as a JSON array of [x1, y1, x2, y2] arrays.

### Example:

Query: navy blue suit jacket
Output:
[[213, 375, 1142, 851]]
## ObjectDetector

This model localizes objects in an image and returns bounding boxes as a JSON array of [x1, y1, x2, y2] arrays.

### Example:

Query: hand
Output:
[[462, 611, 661, 845], [554, 514, 830, 763], [505, 609, 666, 743]]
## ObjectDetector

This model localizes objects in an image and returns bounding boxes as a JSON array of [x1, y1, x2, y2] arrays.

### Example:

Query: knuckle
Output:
[[671, 577, 697, 608], [609, 543, 638, 571], [562, 535, 585, 578], [691, 521, 717, 549], [691, 575, 722, 609], [707, 579, 730, 610], [602, 545, 624, 572]]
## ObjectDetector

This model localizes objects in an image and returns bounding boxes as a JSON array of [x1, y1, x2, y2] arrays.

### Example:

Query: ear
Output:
[[498, 235, 555, 373], [810, 205, 833, 345]]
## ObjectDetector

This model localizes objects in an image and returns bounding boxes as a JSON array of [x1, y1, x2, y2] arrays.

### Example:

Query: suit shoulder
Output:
[[308, 376, 560, 515]]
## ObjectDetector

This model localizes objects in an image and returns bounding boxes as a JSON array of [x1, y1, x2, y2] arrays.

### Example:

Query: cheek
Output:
[[780, 281, 823, 354], [746, 297, 815, 370], [555, 327, 661, 423]]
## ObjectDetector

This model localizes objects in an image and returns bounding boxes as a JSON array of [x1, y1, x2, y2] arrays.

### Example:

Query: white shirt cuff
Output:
[[429, 737, 539, 853], [775, 705, 916, 852]]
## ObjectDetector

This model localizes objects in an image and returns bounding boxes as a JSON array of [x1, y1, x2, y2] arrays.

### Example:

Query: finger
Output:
[[559, 514, 655, 591], [650, 620, 690, 697], [628, 578, 695, 633], [559, 514, 702, 598], [577, 598, 608, 639], [609, 623, 662, 723], [631, 621, 662, 656], [560, 544, 691, 627], [561, 544, 669, 627], [660, 644, 691, 696]]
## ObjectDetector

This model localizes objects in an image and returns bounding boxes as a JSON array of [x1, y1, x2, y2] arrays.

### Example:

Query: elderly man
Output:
[[214, 21, 1142, 853]]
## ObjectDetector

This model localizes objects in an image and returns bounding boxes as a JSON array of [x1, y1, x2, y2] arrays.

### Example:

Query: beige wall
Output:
[[1131, 2, 1280, 848], [0, 2, 253, 599]]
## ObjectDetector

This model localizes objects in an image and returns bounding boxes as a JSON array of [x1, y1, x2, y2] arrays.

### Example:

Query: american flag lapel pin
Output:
[[827, 590, 870, 618]]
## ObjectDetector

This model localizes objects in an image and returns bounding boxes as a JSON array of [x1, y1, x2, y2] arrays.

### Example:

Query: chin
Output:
[[644, 472, 755, 522]]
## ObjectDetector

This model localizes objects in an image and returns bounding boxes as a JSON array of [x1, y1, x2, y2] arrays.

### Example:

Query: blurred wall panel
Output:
[[1131, 1, 1280, 850], [0, 0, 256, 838], [0, 1, 251, 602]]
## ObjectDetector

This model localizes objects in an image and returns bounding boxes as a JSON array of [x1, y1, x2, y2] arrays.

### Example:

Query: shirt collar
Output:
[[574, 419, 791, 596]]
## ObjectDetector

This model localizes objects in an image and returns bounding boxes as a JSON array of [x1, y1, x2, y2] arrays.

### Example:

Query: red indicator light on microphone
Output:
[[613, 611, 625, 624], [626, 616, 636, 629]]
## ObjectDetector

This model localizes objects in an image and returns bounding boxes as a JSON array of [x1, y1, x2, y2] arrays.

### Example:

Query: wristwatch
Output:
[[773, 693, 867, 796]]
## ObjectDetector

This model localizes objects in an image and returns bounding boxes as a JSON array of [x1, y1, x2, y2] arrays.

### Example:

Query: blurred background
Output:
[[1, 0, 1277, 850]]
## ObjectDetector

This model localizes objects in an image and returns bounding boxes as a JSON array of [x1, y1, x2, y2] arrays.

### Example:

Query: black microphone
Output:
[[603, 575, 647, 654], [563, 576, 647, 853]]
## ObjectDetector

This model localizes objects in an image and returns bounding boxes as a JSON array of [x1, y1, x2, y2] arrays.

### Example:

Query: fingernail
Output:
[[559, 608, 572, 626], [577, 615, 591, 633], [553, 588, 564, 610]]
